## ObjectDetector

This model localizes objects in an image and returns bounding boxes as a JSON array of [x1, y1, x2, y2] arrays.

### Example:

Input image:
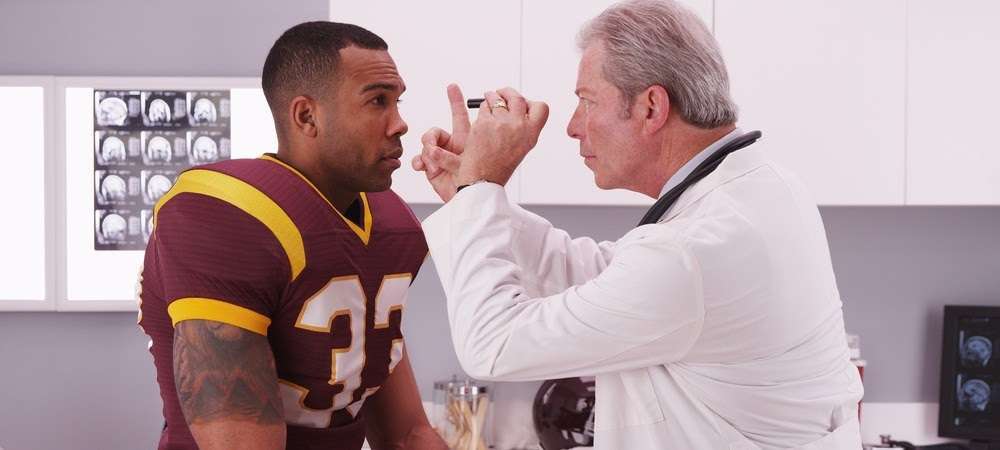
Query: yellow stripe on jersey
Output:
[[260, 154, 373, 245], [168, 298, 272, 335], [154, 169, 306, 281]]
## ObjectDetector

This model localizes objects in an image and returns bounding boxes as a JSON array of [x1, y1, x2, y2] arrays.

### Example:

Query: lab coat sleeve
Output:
[[503, 202, 617, 296], [421, 183, 704, 381]]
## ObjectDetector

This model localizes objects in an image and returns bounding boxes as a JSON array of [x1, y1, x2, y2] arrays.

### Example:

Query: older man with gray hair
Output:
[[414, 0, 863, 448]]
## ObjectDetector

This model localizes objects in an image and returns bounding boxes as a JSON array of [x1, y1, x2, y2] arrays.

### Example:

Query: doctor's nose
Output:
[[567, 104, 584, 141]]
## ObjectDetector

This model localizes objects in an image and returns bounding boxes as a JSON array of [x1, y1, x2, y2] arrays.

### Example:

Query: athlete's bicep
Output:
[[173, 319, 285, 450]]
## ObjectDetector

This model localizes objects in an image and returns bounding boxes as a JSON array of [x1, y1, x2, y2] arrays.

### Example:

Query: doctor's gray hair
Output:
[[578, 0, 738, 128]]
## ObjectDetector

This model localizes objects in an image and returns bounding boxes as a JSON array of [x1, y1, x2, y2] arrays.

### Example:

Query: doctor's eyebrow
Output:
[[361, 82, 405, 94]]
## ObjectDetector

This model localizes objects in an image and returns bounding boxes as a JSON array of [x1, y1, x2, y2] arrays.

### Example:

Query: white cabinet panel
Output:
[[715, 0, 906, 205], [519, 0, 713, 205], [907, 1, 1000, 204], [0, 80, 50, 306], [330, 0, 523, 204]]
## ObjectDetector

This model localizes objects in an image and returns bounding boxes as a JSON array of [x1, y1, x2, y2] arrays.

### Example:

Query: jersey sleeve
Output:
[[149, 170, 297, 336]]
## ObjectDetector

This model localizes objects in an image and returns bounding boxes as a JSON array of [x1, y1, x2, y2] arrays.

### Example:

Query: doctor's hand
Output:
[[412, 84, 469, 202], [456, 87, 549, 188]]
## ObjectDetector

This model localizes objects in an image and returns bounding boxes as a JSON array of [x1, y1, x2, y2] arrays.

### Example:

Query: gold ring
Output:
[[492, 99, 508, 110]]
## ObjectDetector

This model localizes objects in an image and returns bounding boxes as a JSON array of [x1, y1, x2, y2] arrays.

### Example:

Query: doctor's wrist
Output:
[[455, 179, 491, 194], [455, 166, 493, 191]]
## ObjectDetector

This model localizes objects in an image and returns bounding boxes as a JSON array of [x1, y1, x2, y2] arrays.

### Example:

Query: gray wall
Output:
[[824, 206, 1000, 402], [3, 1, 1000, 449], [0, 0, 327, 77], [0, 312, 163, 450]]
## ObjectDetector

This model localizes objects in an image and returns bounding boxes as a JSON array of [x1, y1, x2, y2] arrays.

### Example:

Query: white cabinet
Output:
[[0, 77, 54, 310], [519, 0, 713, 205], [330, 0, 523, 204], [715, 0, 906, 205], [906, 0, 1000, 205]]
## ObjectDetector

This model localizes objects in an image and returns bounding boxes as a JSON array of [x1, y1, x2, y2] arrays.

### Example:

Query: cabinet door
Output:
[[907, 1, 1000, 205], [330, 1, 523, 204], [715, 0, 906, 205], [519, 0, 712, 205], [0, 79, 52, 309]]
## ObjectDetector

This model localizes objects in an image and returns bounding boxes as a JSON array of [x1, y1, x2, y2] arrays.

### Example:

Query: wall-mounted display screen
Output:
[[91, 89, 231, 251], [939, 305, 1000, 441], [64, 79, 275, 305], [0, 85, 47, 302]]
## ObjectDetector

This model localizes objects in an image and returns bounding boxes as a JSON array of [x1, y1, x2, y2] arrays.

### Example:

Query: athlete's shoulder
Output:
[[152, 158, 307, 281], [367, 190, 421, 231], [194, 157, 288, 185], [197, 157, 267, 172], [155, 157, 283, 219]]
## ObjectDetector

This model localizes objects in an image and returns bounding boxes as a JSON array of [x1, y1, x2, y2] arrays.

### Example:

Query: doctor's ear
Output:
[[289, 95, 319, 138], [640, 85, 670, 133]]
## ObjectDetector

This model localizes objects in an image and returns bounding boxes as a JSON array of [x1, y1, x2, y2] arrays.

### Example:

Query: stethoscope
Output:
[[637, 130, 763, 226]]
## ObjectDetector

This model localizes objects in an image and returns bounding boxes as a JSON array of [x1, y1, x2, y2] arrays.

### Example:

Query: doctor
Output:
[[414, 0, 863, 448]]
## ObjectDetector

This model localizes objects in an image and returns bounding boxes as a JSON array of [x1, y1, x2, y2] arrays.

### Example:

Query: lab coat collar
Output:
[[656, 127, 746, 199], [657, 142, 769, 224]]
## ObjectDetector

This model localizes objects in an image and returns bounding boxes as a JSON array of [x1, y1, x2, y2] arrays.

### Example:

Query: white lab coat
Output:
[[421, 146, 864, 449]]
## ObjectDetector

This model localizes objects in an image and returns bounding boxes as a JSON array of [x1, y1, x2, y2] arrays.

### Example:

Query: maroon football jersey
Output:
[[138, 154, 428, 450]]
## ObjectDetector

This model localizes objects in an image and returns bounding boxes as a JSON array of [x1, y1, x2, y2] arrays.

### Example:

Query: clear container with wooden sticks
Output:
[[431, 376, 460, 438], [442, 379, 491, 450]]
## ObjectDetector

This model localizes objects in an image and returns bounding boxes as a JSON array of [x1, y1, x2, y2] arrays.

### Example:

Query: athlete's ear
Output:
[[289, 95, 318, 139]]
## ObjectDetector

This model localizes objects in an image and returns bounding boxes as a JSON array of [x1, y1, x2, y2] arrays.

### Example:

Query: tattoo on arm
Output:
[[173, 320, 284, 426]]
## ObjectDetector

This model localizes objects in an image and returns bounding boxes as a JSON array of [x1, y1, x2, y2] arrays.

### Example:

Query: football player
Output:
[[138, 22, 444, 450]]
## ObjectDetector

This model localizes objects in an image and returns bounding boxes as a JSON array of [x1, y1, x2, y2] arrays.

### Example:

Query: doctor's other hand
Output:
[[412, 83, 470, 202], [457, 87, 548, 188], [413, 143, 462, 202]]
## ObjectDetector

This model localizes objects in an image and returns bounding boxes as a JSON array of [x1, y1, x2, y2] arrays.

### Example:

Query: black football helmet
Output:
[[532, 377, 595, 449]]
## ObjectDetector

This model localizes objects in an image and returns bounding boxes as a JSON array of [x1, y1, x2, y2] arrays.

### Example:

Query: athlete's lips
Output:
[[382, 149, 403, 161], [380, 149, 403, 169]]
